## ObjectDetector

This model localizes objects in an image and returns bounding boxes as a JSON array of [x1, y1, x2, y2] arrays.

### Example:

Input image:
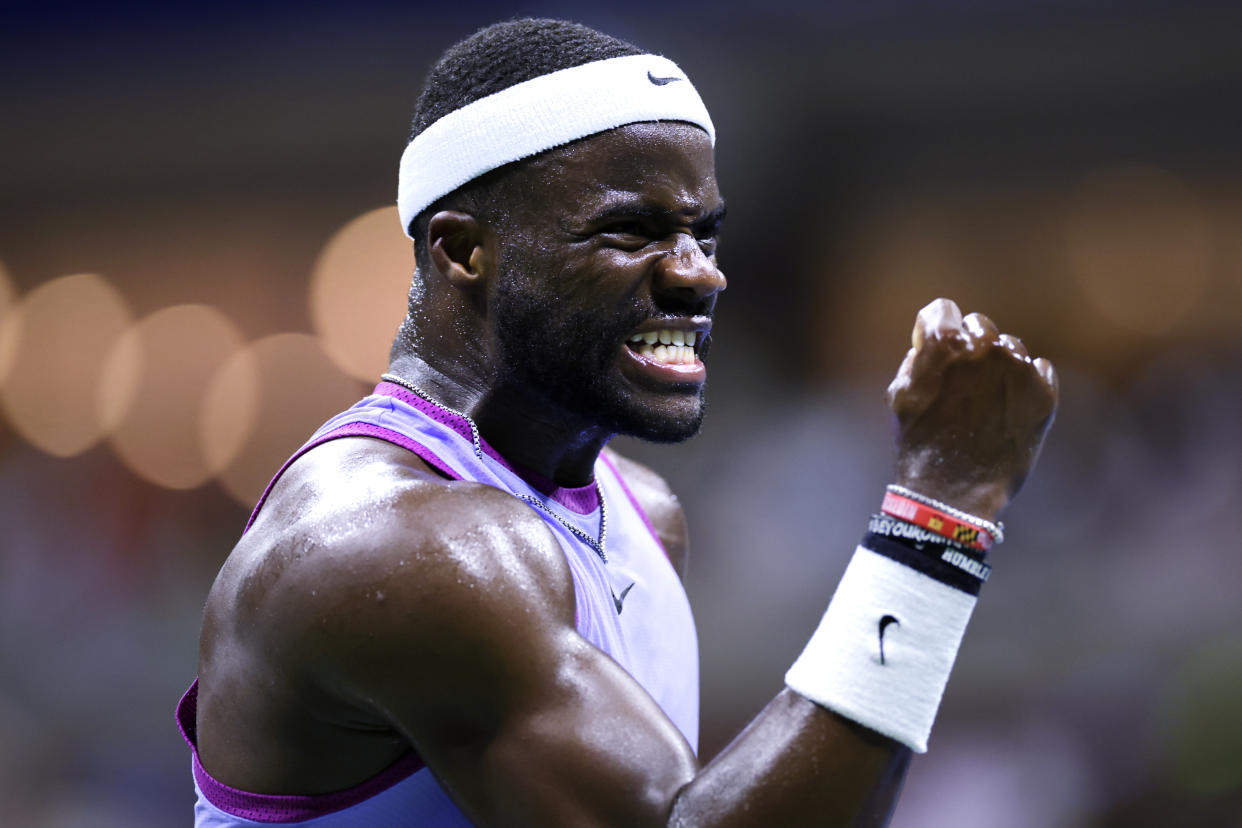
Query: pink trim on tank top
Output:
[[600, 453, 670, 563], [375, 382, 600, 515], [241, 410, 583, 625], [243, 420, 462, 535], [176, 681, 425, 823]]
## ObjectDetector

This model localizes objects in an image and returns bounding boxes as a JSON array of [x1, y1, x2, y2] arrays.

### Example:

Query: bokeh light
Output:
[[0, 259, 17, 387], [1209, 191, 1242, 335], [309, 206, 412, 382], [200, 335, 261, 483], [1064, 164, 1213, 336], [99, 304, 247, 489], [0, 273, 132, 456], [201, 332, 366, 506]]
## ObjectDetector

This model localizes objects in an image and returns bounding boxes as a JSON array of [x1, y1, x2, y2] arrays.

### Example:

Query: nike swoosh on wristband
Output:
[[613, 582, 636, 614], [647, 70, 682, 86], [878, 614, 900, 665]]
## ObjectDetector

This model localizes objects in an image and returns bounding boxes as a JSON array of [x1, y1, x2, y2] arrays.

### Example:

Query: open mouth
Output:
[[625, 328, 700, 366]]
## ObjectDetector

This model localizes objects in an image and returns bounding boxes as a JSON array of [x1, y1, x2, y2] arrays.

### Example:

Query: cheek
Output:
[[496, 233, 663, 333], [572, 247, 662, 303], [498, 237, 575, 289]]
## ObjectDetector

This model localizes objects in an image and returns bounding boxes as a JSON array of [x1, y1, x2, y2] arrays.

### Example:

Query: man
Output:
[[178, 18, 1057, 827]]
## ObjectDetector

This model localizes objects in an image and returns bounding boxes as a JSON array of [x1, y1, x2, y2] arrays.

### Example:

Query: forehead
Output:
[[518, 121, 721, 217]]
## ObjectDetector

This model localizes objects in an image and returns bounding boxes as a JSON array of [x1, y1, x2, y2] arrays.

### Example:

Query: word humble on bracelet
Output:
[[880, 487, 1003, 553]]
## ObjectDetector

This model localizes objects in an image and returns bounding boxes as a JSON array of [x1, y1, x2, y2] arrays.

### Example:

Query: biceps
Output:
[[426, 635, 699, 828]]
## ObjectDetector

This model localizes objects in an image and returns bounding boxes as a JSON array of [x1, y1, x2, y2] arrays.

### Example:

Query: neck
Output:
[[386, 356, 611, 487], [474, 389, 611, 487]]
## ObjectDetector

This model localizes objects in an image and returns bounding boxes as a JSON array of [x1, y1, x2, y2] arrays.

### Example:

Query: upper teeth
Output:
[[629, 329, 696, 347], [627, 329, 700, 366]]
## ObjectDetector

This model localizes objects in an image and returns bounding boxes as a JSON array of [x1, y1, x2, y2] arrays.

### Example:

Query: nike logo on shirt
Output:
[[613, 582, 636, 614]]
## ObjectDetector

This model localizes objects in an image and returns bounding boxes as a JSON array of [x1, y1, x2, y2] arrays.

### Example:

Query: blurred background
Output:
[[2, 1, 1241, 825]]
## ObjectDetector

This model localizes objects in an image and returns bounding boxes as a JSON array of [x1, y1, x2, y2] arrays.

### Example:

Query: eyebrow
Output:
[[587, 200, 728, 229]]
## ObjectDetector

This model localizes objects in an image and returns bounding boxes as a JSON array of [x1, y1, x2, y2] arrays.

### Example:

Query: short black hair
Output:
[[410, 18, 642, 141], [405, 19, 643, 244], [393, 19, 644, 359]]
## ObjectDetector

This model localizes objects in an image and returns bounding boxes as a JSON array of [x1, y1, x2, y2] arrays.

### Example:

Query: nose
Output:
[[653, 233, 727, 304]]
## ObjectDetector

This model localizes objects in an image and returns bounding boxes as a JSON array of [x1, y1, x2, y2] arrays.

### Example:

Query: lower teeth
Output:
[[634, 344, 695, 365]]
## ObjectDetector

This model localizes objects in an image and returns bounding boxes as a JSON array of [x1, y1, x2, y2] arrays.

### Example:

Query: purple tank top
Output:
[[179, 383, 699, 826]]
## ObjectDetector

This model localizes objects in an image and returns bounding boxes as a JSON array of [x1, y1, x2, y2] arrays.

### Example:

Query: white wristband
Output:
[[785, 545, 978, 753]]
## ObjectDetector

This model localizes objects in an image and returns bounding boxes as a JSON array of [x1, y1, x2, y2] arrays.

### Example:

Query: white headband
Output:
[[396, 53, 716, 238]]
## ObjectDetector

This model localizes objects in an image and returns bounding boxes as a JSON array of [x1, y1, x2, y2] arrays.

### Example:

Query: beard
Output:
[[491, 270, 707, 444]]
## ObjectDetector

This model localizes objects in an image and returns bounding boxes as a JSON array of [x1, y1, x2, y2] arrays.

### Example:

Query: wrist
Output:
[[785, 491, 993, 753], [891, 473, 1007, 523], [785, 542, 978, 753]]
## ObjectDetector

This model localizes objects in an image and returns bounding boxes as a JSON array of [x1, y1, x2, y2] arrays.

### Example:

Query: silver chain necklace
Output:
[[380, 372, 607, 562]]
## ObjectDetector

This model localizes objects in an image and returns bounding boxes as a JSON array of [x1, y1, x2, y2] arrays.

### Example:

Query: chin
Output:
[[608, 388, 708, 444], [626, 419, 704, 444]]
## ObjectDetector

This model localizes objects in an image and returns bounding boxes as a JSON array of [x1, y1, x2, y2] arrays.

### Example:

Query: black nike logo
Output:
[[878, 615, 900, 665], [613, 582, 636, 614], [647, 70, 682, 86]]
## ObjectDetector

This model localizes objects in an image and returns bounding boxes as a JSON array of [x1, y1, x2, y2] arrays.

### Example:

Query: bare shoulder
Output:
[[603, 446, 690, 577], [202, 437, 576, 739], [251, 434, 574, 617]]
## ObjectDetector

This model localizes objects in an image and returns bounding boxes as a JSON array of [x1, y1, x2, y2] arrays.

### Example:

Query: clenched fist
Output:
[[886, 298, 1058, 522]]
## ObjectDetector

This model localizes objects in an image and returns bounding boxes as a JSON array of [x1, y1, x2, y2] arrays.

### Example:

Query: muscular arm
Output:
[[314, 481, 908, 827], [283, 298, 1053, 827]]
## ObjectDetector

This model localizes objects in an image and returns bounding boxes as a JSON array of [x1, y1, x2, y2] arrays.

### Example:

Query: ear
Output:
[[427, 211, 492, 292]]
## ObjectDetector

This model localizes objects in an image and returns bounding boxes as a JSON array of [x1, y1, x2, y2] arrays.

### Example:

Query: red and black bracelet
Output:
[[880, 486, 1003, 553]]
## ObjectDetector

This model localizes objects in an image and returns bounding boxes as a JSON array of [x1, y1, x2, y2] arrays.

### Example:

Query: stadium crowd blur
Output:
[[1, 3, 1240, 825]]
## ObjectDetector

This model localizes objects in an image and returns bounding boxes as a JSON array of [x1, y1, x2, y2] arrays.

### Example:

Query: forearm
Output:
[[667, 437, 1006, 823], [668, 690, 910, 828], [666, 516, 977, 826]]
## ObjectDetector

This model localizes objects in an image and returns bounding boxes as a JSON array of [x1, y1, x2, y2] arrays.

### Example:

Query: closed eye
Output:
[[604, 221, 648, 237], [694, 218, 724, 255], [597, 221, 654, 250], [588, 203, 726, 253]]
